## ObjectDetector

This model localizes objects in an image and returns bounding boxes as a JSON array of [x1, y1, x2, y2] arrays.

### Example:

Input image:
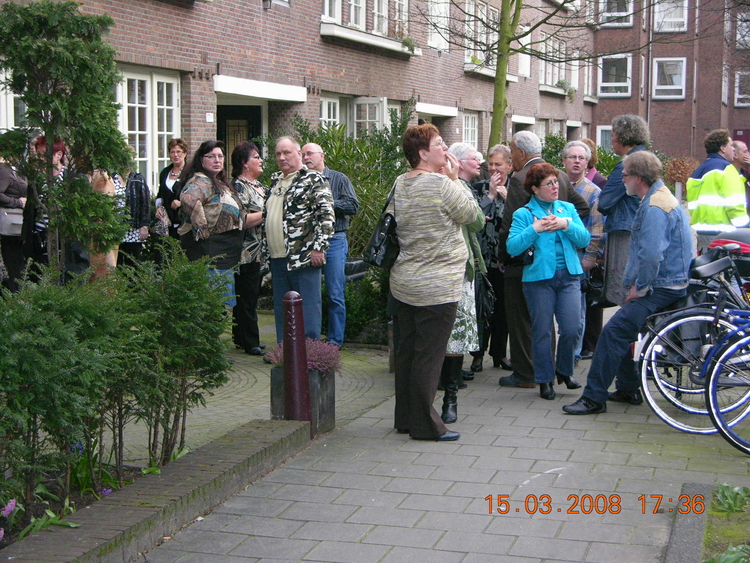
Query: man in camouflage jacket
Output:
[[262, 136, 335, 342]]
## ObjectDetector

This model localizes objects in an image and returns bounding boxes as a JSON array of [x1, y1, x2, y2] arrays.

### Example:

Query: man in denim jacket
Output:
[[563, 151, 692, 415]]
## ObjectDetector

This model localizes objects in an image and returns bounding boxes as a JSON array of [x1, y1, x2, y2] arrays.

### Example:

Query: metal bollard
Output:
[[283, 290, 312, 436]]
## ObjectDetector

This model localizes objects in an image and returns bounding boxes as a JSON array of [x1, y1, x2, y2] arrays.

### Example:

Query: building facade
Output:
[[0, 0, 745, 189]]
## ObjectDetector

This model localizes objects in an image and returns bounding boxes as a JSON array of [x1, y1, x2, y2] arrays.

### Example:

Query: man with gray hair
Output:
[[562, 140, 605, 360], [564, 151, 692, 414], [497, 130, 590, 388]]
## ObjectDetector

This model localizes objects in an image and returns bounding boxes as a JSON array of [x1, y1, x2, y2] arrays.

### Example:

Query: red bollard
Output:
[[283, 290, 312, 436]]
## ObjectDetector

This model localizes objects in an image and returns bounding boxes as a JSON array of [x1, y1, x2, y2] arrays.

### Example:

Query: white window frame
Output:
[[736, 71, 750, 107], [349, 0, 364, 30], [640, 54, 645, 99], [353, 97, 387, 138], [373, 0, 388, 35], [116, 68, 180, 190], [654, 0, 688, 32], [428, 0, 450, 51], [320, 96, 340, 128], [598, 54, 631, 97], [722, 63, 729, 105], [517, 27, 531, 77], [463, 112, 478, 147], [737, 13, 750, 50], [597, 125, 613, 152], [394, 0, 409, 36], [0, 81, 26, 132], [538, 33, 566, 87], [653, 57, 686, 99], [599, 0, 633, 27], [584, 60, 594, 96], [569, 51, 580, 91], [322, 0, 342, 23]]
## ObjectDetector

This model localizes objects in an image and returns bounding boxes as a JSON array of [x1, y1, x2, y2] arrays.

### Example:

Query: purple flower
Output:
[[101, 488, 112, 496], [1, 499, 15, 518], [0, 527, 4, 541]]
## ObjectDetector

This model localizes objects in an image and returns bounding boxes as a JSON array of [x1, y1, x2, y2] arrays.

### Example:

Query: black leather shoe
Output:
[[498, 374, 535, 388], [608, 389, 643, 405], [556, 372, 581, 389], [580, 349, 594, 360], [259, 344, 266, 350], [462, 369, 475, 381], [563, 396, 607, 415], [470, 356, 483, 373], [458, 381, 468, 389], [539, 382, 555, 400], [435, 430, 460, 441], [246, 347, 264, 356], [494, 357, 513, 371], [396, 428, 410, 434]]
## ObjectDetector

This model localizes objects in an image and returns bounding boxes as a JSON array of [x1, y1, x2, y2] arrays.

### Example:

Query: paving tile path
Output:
[[140, 332, 750, 563]]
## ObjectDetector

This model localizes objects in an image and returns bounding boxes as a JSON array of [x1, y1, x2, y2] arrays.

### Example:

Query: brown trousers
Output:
[[394, 300, 458, 439], [504, 268, 535, 384]]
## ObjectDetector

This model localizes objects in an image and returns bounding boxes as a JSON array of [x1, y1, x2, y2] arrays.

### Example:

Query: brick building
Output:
[[0, 0, 745, 188]]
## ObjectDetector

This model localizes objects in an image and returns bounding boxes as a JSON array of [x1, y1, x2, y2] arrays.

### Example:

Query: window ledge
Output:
[[539, 84, 566, 96], [463, 62, 518, 82], [320, 21, 422, 56], [583, 95, 599, 104]]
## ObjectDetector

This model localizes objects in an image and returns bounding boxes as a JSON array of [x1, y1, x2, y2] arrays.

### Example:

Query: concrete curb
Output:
[[663, 482, 713, 563], [0, 419, 310, 563]]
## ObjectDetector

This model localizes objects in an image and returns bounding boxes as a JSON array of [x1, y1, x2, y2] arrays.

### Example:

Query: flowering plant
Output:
[[266, 339, 341, 375]]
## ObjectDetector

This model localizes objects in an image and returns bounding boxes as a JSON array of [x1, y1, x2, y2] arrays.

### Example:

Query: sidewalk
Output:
[[140, 325, 750, 563]]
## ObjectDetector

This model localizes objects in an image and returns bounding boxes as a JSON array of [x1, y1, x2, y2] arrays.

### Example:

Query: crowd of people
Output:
[[2, 118, 748, 444]]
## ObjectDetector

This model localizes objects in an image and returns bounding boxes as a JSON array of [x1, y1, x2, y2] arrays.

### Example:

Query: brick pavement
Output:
[[141, 341, 750, 563]]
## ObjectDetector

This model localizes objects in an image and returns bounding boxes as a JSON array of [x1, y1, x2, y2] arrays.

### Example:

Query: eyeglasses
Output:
[[622, 172, 632, 177], [461, 157, 481, 163], [565, 155, 587, 161], [169, 150, 185, 156], [203, 153, 225, 161], [431, 140, 448, 149], [541, 179, 559, 187]]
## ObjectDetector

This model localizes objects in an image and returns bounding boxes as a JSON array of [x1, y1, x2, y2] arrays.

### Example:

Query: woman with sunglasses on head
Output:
[[506, 163, 590, 401]]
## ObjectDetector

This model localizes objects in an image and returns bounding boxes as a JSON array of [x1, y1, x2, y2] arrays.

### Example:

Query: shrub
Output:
[[266, 338, 341, 375]]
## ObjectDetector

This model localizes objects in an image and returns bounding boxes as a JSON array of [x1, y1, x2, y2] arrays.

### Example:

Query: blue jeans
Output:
[[582, 287, 686, 404], [323, 232, 348, 346], [270, 258, 323, 343], [523, 269, 582, 384]]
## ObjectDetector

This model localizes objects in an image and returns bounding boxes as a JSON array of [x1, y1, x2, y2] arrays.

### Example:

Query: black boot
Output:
[[470, 351, 483, 373], [438, 356, 451, 391], [441, 355, 463, 423]]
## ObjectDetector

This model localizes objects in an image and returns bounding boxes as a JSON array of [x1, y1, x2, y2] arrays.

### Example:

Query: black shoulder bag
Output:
[[363, 183, 400, 269]]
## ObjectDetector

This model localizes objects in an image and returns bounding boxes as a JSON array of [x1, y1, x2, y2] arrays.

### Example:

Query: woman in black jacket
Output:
[[156, 138, 188, 239]]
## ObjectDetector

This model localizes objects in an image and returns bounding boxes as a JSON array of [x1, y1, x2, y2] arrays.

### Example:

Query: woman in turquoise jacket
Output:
[[507, 163, 591, 400]]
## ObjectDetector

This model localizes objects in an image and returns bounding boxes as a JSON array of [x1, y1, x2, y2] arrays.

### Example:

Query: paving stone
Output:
[[398, 493, 472, 513], [428, 466, 497, 484], [415, 511, 494, 532], [270, 483, 345, 503], [309, 459, 379, 474], [384, 477, 454, 495], [175, 555, 260, 563], [290, 521, 372, 542], [228, 536, 318, 560], [158, 530, 246, 554], [435, 530, 515, 555], [582, 541, 665, 562], [368, 461, 436, 479], [215, 497, 294, 517], [362, 525, 444, 548], [220, 515, 305, 537], [301, 540, 390, 562], [485, 515, 562, 537], [557, 520, 633, 543], [346, 506, 423, 527], [509, 537, 589, 560], [332, 489, 408, 508], [380, 546, 465, 563], [263, 468, 332, 485], [279, 501, 358, 523], [415, 452, 478, 467]]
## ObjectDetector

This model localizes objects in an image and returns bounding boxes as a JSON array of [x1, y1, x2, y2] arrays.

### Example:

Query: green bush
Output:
[[542, 133, 566, 169]]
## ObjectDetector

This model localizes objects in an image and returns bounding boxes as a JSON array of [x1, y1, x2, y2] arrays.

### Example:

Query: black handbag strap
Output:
[[383, 179, 398, 218]]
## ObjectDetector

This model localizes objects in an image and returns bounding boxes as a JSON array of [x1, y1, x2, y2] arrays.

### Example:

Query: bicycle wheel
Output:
[[706, 333, 750, 456], [640, 311, 735, 434]]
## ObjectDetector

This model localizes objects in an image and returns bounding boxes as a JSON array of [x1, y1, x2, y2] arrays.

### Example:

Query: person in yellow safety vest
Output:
[[687, 129, 750, 253]]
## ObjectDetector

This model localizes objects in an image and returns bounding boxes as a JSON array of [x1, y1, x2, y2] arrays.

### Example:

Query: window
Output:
[[654, 0, 688, 32], [653, 58, 686, 99], [516, 28, 531, 77], [597, 125, 613, 152], [640, 54, 645, 99], [722, 63, 729, 105], [598, 55, 631, 97], [583, 60, 594, 96], [463, 112, 478, 147], [539, 33, 566, 87], [116, 69, 180, 188], [354, 97, 384, 137], [395, 0, 409, 36], [599, 0, 633, 27], [736, 71, 750, 106], [373, 0, 388, 35], [349, 0, 363, 29], [536, 119, 547, 140], [320, 96, 340, 128], [323, 0, 341, 22], [465, 1, 496, 65], [569, 52, 580, 91], [737, 14, 750, 49], [428, 0, 449, 50]]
